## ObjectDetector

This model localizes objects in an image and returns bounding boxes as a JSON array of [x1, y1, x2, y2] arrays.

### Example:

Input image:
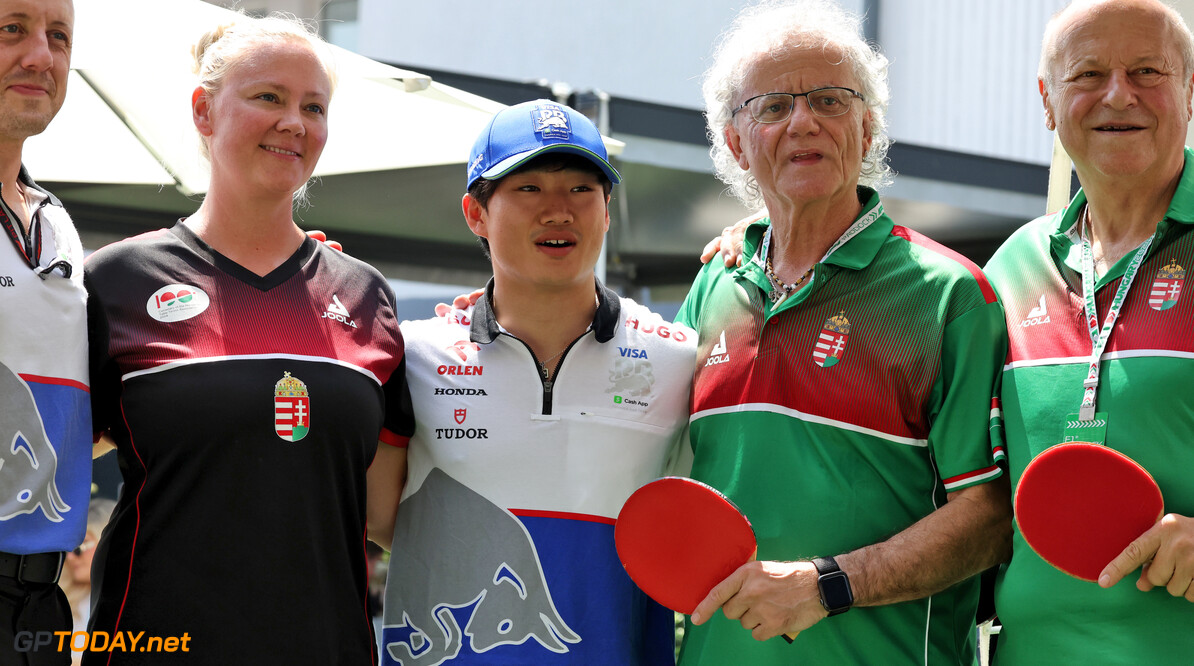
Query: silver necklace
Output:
[[537, 346, 567, 380]]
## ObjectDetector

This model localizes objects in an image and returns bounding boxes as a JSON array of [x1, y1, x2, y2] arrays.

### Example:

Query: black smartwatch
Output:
[[813, 556, 853, 616]]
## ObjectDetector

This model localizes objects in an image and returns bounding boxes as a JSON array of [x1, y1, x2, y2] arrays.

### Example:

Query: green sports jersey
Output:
[[676, 188, 1005, 665], [986, 149, 1194, 665]]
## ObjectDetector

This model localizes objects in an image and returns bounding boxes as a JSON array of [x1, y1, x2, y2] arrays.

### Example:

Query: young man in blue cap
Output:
[[371, 100, 695, 665]]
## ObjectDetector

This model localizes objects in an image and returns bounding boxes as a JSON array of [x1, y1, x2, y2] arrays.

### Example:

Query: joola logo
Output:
[[434, 388, 488, 396], [437, 366, 484, 376], [1019, 294, 1051, 328], [322, 294, 358, 329], [618, 347, 648, 359], [705, 331, 730, 367]]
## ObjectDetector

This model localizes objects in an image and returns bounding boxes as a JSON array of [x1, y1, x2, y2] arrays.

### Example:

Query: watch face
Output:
[[819, 571, 853, 613]]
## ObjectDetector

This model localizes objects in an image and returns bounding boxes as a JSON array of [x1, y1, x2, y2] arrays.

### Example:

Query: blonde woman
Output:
[[84, 14, 412, 664]]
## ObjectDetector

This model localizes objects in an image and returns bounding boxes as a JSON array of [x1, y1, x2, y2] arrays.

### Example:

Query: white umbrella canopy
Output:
[[24, 0, 518, 195]]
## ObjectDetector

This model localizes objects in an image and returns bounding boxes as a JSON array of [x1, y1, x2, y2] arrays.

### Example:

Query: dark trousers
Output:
[[0, 575, 71, 666]]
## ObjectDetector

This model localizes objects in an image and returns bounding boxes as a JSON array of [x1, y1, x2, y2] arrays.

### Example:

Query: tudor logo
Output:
[[147, 284, 210, 323], [454, 408, 467, 424]]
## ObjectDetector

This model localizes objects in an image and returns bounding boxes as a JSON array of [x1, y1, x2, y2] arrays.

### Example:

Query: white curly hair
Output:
[[702, 0, 892, 210]]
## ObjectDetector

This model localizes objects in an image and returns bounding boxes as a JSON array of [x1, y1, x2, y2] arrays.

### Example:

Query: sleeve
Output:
[[929, 297, 1008, 492], [988, 303, 1009, 467], [378, 294, 416, 448], [675, 260, 718, 330], [380, 354, 414, 448], [84, 268, 120, 441]]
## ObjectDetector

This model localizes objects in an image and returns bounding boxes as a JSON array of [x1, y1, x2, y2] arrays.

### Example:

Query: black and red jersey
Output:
[[85, 222, 413, 665]]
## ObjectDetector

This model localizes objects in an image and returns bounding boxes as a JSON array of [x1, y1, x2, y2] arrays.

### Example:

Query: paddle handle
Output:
[[744, 549, 798, 642]]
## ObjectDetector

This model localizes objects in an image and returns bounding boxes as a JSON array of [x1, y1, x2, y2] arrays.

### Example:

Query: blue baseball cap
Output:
[[466, 100, 621, 189]]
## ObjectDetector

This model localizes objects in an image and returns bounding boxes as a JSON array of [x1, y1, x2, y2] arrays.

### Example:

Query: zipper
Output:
[[0, 184, 39, 269], [505, 332, 588, 416]]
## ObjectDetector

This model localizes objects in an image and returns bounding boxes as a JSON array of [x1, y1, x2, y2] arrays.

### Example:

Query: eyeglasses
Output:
[[731, 87, 865, 123]]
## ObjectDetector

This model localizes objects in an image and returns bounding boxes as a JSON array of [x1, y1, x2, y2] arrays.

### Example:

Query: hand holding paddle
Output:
[[690, 559, 827, 642], [1099, 513, 1194, 601], [614, 477, 800, 642]]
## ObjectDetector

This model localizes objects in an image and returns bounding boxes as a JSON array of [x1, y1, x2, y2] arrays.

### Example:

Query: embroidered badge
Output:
[[533, 104, 571, 141], [274, 372, 310, 442], [813, 311, 851, 368], [1148, 259, 1185, 311]]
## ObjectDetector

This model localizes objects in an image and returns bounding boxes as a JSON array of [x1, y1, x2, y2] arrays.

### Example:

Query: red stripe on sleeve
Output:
[[378, 428, 409, 448], [892, 226, 998, 304]]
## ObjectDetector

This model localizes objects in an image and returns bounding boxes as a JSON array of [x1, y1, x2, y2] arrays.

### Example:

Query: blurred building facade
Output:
[[197, 0, 1194, 296]]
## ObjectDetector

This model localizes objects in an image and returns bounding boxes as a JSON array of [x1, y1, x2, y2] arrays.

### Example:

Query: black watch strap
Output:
[[813, 556, 853, 616]]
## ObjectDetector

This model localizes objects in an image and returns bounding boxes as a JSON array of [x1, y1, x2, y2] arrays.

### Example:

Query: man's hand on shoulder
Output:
[[698, 210, 765, 268], [306, 230, 343, 252], [434, 289, 484, 318]]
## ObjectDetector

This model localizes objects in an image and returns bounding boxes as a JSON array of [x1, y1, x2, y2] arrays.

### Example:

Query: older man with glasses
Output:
[[674, 1, 1012, 664]]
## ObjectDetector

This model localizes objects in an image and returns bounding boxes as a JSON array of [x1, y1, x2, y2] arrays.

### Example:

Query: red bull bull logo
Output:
[[382, 469, 580, 665]]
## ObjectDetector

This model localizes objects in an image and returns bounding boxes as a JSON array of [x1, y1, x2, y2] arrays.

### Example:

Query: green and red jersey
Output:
[[676, 188, 1004, 665], [986, 149, 1194, 665]]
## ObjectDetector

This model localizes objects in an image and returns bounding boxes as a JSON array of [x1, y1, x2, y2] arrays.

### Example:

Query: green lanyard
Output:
[[1077, 206, 1155, 421]]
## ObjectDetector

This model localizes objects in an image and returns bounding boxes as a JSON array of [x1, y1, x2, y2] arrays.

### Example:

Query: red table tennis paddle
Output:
[[1015, 441, 1164, 582], [615, 476, 795, 642]]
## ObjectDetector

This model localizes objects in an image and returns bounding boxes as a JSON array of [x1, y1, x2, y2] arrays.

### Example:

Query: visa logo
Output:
[[618, 347, 648, 359]]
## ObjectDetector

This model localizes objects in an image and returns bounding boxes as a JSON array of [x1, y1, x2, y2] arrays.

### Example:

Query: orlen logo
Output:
[[438, 365, 483, 376], [146, 284, 210, 323]]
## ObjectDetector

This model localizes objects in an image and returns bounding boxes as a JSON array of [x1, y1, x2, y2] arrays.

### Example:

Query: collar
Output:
[[1049, 146, 1194, 280], [19, 166, 63, 208], [469, 277, 623, 345], [740, 186, 893, 278]]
